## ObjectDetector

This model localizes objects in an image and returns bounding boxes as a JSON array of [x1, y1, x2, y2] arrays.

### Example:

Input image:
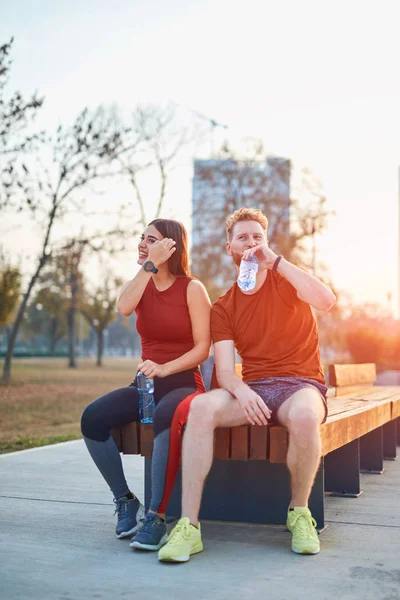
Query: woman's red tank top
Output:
[[135, 277, 195, 364]]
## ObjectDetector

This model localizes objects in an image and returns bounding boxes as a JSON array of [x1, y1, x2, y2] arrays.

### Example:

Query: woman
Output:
[[81, 218, 211, 551]]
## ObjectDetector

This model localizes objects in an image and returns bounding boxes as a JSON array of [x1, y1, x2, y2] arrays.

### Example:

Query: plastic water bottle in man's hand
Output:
[[237, 256, 258, 291], [137, 371, 155, 423]]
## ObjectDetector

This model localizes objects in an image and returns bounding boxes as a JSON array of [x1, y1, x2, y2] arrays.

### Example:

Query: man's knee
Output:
[[187, 391, 221, 428], [287, 390, 324, 434]]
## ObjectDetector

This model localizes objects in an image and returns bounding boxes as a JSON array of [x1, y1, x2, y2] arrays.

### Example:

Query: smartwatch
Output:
[[142, 260, 159, 274]]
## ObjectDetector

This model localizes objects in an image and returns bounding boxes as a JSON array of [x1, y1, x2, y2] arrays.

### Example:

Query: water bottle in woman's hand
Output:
[[137, 371, 155, 423], [237, 256, 258, 291]]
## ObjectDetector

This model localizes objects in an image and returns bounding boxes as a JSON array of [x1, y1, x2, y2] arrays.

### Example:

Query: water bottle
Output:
[[137, 371, 155, 423], [237, 256, 258, 291]]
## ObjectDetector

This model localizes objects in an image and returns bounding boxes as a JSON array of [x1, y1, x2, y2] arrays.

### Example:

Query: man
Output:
[[159, 207, 336, 562]]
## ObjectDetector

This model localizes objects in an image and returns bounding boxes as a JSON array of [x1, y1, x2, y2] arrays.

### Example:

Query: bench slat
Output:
[[269, 426, 288, 463], [327, 397, 382, 417], [249, 426, 268, 460], [340, 387, 400, 402], [140, 423, 154, 456], [321, 401, 392, 456], [214, 428, 231, 459], [110, 427, 122, 452], [231, 425, 249, 460], [121, 422, 140, 454], [392, 397, 400, 420], [329, 363, 376, 387]]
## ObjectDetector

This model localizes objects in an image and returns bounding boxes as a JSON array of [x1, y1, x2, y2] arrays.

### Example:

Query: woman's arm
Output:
[[116, 239, 176, 317], [137, 280, 212, 377], [116, 270, 153, 317]]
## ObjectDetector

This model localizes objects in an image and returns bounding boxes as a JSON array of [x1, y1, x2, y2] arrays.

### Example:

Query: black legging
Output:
[[81, 369, 205, 512]]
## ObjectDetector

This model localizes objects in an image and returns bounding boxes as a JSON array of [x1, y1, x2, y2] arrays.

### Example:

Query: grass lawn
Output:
[[0, 357, 139, 454]]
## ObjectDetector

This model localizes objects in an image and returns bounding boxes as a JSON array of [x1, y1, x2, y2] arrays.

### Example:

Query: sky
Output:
[[1, 0, 400, 316]]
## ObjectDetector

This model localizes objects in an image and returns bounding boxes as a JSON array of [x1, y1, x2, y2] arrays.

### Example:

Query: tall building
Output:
[[191, 156, 291, 292]]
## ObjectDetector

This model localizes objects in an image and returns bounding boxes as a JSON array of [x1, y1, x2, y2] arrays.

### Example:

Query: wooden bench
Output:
[[111, 363, 400, 530]]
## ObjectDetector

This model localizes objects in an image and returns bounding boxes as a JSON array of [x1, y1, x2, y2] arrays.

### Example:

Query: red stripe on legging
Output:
[[158, 382, 204, 514], [194, 370, 206, 393]]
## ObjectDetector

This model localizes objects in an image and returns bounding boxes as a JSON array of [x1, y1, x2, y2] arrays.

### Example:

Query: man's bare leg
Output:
[[181, 389, 248, 526], [276, 387, 326, 507]]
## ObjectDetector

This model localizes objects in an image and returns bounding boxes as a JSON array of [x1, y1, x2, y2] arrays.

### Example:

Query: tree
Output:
[[0, 102, 127, 383], [0, 261, 21, 327], [22, 301, 67, 355], [119, 102, 207, 230], [0, 38, 43, 206], [191, 140, 331, 295], [28, 258, 71, 355], [55, 242, 85, 368], [0, 257, 21, 354], [317, 297, 399, 369], [80, 275, 123, 366], [343, 302, 396, 368]]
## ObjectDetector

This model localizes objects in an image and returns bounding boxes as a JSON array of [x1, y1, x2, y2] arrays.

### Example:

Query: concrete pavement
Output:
[[1, 440, 400, 600]]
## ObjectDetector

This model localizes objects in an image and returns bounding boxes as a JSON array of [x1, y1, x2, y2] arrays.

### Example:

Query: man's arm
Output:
[[276, 258, 336, 312], [242, 245, 336, 312], [214, 340, 271, 426], [214, 340, 242, 397]]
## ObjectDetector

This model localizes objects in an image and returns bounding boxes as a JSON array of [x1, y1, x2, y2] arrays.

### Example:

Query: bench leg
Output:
[[324, 439, 362, 497], [397, 418, 400, 446], [154, 458, 325, 531], [308, 459, 326, 532], [383, 420, 397, 460], [360, 426, 384, 474]]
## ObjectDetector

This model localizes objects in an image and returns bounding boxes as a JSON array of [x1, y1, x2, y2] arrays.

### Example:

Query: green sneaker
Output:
[[286, 507, 320, 555], [158, 517, 203, 562]]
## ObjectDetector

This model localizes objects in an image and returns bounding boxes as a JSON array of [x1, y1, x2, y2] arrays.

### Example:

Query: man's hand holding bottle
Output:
[[241, 242, 278, 271]]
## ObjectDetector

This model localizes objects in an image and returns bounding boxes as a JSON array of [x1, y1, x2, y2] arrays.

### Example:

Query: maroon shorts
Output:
[[247, 376, 328, 425]]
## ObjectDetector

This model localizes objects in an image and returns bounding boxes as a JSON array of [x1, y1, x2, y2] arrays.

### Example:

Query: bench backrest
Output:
[[329, 363, 376, 396], [213, 362, 377, 391]]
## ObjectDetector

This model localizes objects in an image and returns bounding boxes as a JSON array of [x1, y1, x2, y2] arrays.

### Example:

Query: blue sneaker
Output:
[[114, 496, 145, 539], [130, 512, 168, 551]]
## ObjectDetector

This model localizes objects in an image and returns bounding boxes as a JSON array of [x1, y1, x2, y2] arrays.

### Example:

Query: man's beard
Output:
[[230, 251, 243, 267]]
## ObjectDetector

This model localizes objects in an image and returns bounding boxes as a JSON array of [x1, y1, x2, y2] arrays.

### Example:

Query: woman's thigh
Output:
[[153, 387, 196, 436], [81, 386, 140, 441]]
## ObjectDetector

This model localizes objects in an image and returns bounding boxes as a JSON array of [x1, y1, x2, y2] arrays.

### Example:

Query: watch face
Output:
[[143, 261, 155, 272]]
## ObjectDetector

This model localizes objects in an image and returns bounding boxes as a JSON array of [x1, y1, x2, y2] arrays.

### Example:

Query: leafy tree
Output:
[[318, 298, 399, 369], [119, 102, 207, 230], [80, 275, 123, 366], [343, 302, 396, 368], [0, 38, 43, 206], [0, 102, 127, 383], [28, 260, 70, 355], [0, 262, 21, 327]]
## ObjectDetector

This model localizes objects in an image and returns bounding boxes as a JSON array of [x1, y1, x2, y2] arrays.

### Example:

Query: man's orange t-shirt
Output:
[[211, 270, 325, 385]]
